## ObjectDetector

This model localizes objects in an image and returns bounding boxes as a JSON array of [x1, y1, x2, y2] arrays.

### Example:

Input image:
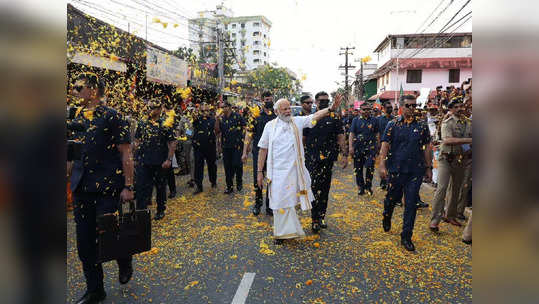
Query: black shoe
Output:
[[395, 201, 403, 207], [380, 184, 387, 190], [417, 200, 429, 208], [274, 239, 284, 245], [462, 239, 472, 245], [193, 188, 203, 195], [366, 188, 373, 196], [252, 205, 261, 216], [76, 289, 106, 304], [311, 222, 321, 233], [358, 189, 365, 196], [401, 239, 415, 251], [187, 180, 195, 188], [320, 219, 327, 229], [168, 192, 176, 199], [224, 188, 234, 194], [266, 209, 273, 217], [119, 264, 133, 285], [154, 211, 165, 220], [382, 215, 391, 232], [237, 185, 243, 192]]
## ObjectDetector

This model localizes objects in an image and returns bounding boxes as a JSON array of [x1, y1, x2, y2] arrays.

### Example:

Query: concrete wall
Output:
[[377, 47, 472, 67], [379, 68, 472, 92]]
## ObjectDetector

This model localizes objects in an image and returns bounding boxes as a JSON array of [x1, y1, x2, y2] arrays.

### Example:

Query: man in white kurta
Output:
[[256, 97, 343, 242]]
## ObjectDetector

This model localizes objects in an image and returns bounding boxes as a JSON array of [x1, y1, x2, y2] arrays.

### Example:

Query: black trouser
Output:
[[382, 172, 423, 241], [380, 176, 388, 188], [73, 191, 132, 292], [353, 151, 375, 191], [136, 164, 167, 212], [306, 158, 334, 222], [166, 167, 176, 195], [194, 145, 217, 190], [252, 147, 270, 210], [223, 147, 243, 190]]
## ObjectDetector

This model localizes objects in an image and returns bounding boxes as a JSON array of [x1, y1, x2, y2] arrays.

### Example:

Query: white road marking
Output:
[[231, 272, 256, 304]]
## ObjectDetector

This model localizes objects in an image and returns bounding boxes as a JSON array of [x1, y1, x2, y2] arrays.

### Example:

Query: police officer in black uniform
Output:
[[69, 73, 134, 304], [304, 91, 348, 232], [217, 100, 246, 194], [376, 102, 395, 190], [192, 102, 219, 194], [134, 100, 176, 220], [349, 102, 380, 196], [241, 91, 276, 216], [379, 94, 432, 251]]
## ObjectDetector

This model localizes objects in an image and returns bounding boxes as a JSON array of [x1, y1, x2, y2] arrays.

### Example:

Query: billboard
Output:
[[146, 46, 188, 87]]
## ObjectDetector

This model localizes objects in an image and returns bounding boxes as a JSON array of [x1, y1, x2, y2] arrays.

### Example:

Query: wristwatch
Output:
[[124, 185, 134, 191]]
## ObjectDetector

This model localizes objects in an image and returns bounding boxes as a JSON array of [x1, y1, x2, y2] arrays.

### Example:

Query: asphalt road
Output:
[[67, 156, 472, 304]]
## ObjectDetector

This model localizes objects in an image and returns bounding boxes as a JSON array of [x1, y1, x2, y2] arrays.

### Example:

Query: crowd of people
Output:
[[66, 71, 472, 304]]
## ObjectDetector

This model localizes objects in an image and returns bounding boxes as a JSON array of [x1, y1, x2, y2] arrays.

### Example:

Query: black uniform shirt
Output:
[[219, 112, 246, 150], [350, 116, 379, 154], [70, 105, 130, 195], [192, 116, 216, 149], [251, 110, 276, 151], [381, 116, 431, 174], [303, 116, 344, 162], [135, 118, 175, 166]]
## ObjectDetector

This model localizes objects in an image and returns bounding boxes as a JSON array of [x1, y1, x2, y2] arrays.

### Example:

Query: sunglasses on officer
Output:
[[404, 103, 418, 109]]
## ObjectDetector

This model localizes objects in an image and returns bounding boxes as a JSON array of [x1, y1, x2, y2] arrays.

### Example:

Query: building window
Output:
[[263, 34, 266, 39], [253, 22, 260, 27], [254, 50, 260, 55], [253, 31, 260, 36], [449, 69, 460, 83], [241, 41, 245, 46], [232, 33, 236, 38], [232, 23, 236, 28], [241, 23, 245, 28], [264, 61, 267, 65], [263, 52, 266, 57], [406, 70, 422, 83], [254, 59, 260, 63], [254, 41, 260, 45]]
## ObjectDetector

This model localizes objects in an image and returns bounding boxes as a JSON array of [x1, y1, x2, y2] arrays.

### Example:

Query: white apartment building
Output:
[[370, 32, 472, 101], [188, 5, 272, 71]]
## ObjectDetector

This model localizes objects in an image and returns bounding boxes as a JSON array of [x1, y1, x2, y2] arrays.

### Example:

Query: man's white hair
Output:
[[273, 98, 289, 114]]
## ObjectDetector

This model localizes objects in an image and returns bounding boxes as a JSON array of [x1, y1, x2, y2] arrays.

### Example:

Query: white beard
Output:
[[278, 114, 292, 122]]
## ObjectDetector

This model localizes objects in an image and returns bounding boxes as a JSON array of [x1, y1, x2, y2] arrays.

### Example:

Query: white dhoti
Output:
[[258, 115, 316, 239], [273, 207, 306, 239]]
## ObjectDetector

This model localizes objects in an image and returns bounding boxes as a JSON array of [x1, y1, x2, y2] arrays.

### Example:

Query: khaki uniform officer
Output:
[[429, 100, 472, 230]]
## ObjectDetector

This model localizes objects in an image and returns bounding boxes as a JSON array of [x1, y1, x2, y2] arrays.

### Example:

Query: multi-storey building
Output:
[[369, 32, 472, 101], [188, 5, 271, 71]]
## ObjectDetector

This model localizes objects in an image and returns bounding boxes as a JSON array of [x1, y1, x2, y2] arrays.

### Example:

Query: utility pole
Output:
[[339, 47, 355, 106], [359, 60, 364, 100], [145, 15, 148, 40], [217, 29, 224, 94]]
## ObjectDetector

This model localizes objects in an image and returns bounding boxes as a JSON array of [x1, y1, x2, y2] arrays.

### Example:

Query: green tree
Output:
[[246, 64, 302, 99], [172, 46, 197, 64]]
